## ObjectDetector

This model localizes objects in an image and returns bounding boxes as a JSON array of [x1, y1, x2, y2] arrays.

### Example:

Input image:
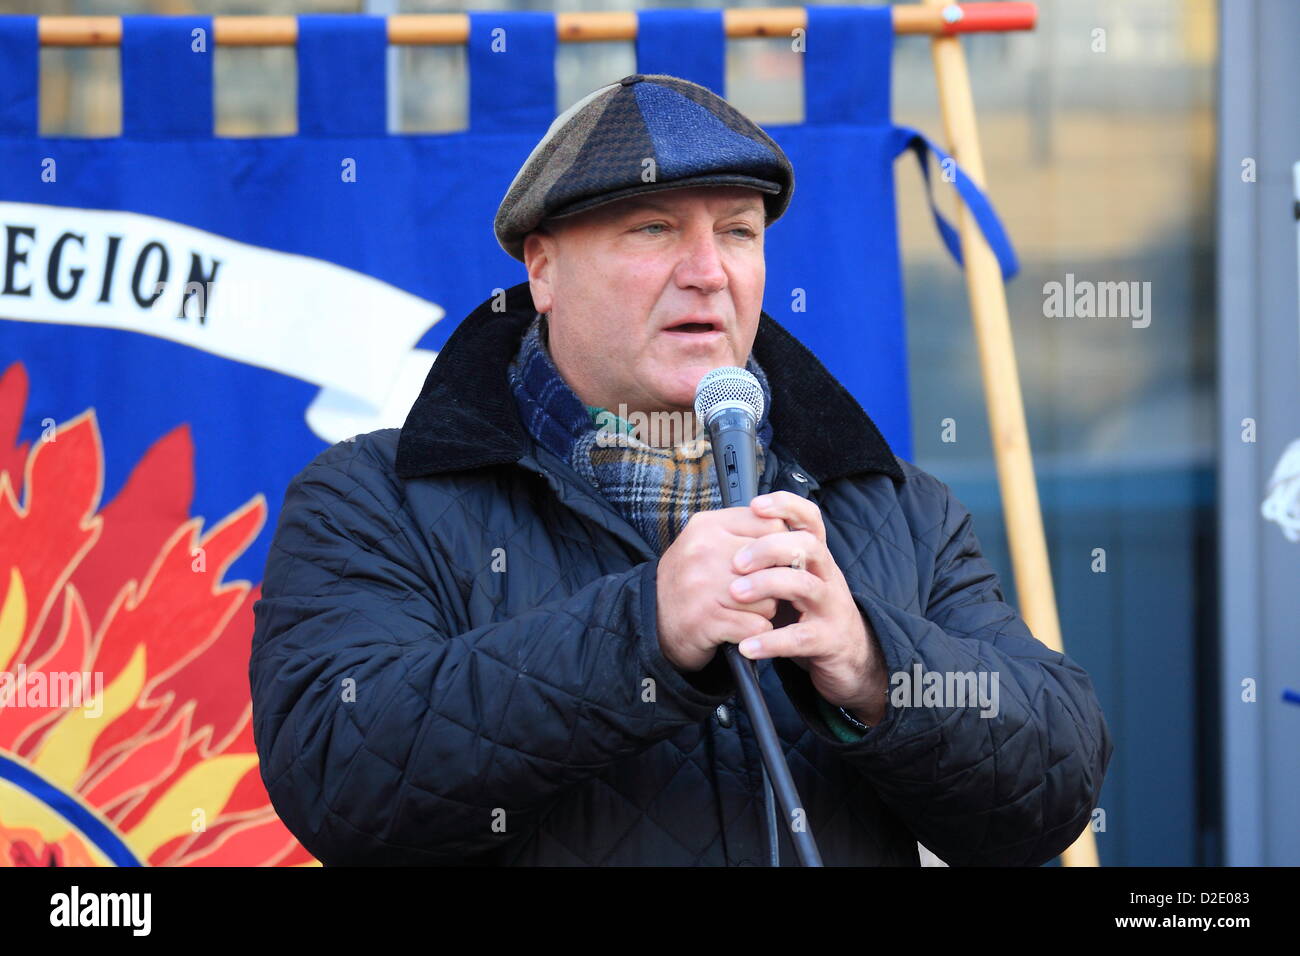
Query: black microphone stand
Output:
[[707, 405, 823, 868], [722, 645, 822, 866]]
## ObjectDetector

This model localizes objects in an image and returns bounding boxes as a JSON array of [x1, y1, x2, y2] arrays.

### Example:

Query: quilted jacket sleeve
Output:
[[775, 478, 1113, 867], [249, 442, 732, 866]]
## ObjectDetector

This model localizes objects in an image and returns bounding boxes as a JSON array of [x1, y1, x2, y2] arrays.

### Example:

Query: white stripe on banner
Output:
[[0, 201, 443, 444]]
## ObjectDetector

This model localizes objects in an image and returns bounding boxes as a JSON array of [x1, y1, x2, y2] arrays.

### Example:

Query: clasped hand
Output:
[[656, 491, 887, 724]]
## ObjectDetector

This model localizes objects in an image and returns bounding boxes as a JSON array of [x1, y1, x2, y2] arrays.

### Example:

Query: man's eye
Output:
[[730, 227, 757, 239], [638, 223, 667, 235]]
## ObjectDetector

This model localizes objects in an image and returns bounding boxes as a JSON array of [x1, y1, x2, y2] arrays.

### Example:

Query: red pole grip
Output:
[[940, 2, 1038, 34]]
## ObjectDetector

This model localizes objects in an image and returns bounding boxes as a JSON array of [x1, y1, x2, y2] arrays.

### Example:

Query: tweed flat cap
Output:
[[494, 74, 795, 262]]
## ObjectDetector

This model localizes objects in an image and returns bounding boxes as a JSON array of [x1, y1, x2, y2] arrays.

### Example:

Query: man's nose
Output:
[[674, 226, 727, 293]]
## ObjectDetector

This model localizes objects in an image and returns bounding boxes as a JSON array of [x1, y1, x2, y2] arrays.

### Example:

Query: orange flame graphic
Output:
[[0, 361, 316, 866]]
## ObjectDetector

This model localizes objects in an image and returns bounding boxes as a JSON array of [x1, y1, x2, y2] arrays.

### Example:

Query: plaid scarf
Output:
[[507, 312, 773, 555]]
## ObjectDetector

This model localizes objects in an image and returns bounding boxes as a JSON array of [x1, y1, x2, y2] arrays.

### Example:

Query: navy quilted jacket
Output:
[[249, 281, 1112, 866]]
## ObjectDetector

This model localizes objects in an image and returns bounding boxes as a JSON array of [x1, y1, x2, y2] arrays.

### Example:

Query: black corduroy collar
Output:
[[394, 280, 904, 486]]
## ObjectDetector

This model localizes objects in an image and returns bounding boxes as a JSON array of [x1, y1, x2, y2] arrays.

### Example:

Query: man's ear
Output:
[[523, 229, 555, 314]]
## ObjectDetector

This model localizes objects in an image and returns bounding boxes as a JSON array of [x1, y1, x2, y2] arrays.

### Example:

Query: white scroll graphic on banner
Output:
[[0, 201, 442, 444]]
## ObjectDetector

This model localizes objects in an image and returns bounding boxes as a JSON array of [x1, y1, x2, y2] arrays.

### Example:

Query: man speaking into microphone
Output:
[[249, 74, 1112, 866]]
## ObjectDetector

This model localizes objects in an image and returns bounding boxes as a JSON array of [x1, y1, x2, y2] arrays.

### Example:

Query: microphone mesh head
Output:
[[694, 366, 765, 426]]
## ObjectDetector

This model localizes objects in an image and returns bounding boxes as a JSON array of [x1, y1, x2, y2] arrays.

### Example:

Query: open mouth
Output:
[[663, 317, 724, 336]]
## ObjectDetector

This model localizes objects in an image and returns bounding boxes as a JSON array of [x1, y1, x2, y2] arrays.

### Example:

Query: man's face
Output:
[[523, 185, 766, 421]]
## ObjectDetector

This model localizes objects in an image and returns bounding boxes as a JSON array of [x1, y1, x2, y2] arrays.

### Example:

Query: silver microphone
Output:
[[694, 366, 764, 508]]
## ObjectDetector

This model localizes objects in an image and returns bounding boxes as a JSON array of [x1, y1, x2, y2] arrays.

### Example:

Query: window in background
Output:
[[892, 0, 1217, 866]]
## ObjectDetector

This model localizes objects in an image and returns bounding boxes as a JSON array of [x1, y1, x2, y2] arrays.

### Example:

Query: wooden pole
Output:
[[922, 0, 1099, 868], [35, 5, 1036, 47]]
